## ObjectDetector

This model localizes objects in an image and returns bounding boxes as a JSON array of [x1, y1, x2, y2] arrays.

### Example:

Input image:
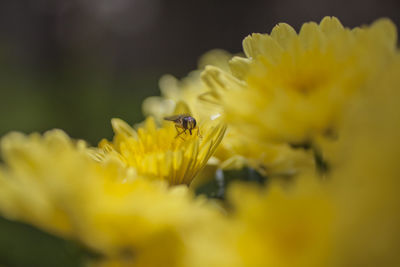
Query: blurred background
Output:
[[0, 0, 399, 145]]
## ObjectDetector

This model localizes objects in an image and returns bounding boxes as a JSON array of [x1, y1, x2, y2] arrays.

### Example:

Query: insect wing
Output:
[[164, 114, 189, 122]]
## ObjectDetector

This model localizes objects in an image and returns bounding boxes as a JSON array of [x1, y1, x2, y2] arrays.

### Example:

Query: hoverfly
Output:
[[164, 114, 200, 139]]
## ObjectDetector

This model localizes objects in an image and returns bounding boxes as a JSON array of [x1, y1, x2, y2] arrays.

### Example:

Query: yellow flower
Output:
[[141, 50, 252, 173], [0, 129, 223, 266], [202, 64, 316, 176], [0, 130, 92, 237], [94, 116, 226, 186], [184, 177, 334, 267], [84, 169, 221, 267], [185, 56, 400, 267], [142, 49, 314, 176], [231, 180, 334, 267], [328, 56, 400, 266], [202, 17, 397, 145], [214, 131, 315, 176]]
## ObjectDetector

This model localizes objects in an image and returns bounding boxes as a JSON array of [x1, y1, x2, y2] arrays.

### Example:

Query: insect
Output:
[[164, 114, 200, 139]]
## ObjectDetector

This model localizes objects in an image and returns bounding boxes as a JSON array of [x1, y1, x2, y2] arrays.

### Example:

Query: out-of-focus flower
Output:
[[229, 179, 334, 267], [328, 56, 400, 266], [0, 130, 224, 266], [0, 130, 92, 238], [83, 168, 222, 267], [183, 176, 334, 267], [214, 132, 315, 176], [202, 63, 317, 176], [93, 116, 226, 185], [184, 56, 400, 267], [202, 16, 397, 145]]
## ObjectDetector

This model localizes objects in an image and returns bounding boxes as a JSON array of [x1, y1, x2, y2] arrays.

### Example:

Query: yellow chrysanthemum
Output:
[[185, 56, 400, 267], [213, 131, 315, 176], [141, 50, 245, 172], [232, 180, 334, 267], [202, 17, 397, 145], [202, 64, 316, 176], [142, 50, 314, 176], [94, 116, 226, 185], [183, 177, 334, 267], [0, 130, 92, 237], [0, 129, 224, 266], [327, 56, 400, 266]]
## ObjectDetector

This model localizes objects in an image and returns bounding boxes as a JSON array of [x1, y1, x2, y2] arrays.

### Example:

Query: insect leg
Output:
[[175, 125, 186, 140]]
